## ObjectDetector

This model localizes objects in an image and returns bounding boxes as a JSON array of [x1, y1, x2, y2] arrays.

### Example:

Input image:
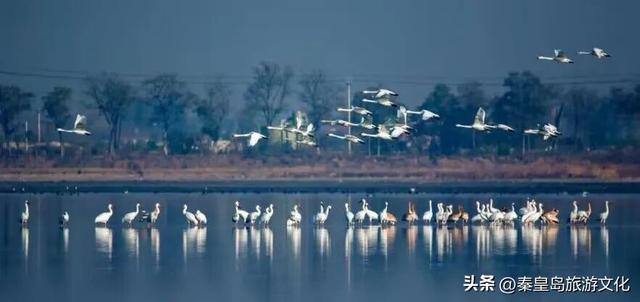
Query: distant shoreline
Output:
[[1, 179, 639, 194]]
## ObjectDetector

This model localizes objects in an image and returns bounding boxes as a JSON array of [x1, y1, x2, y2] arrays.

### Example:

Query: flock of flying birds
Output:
[[52, 47, 611, 149], [18, 197, 611, 228]]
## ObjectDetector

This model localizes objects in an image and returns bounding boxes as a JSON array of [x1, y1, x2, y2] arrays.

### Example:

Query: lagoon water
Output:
[[0, 192, 638, 301]]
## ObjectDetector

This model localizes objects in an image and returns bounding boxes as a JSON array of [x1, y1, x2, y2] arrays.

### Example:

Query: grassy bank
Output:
[[1, 152, 639, 182]]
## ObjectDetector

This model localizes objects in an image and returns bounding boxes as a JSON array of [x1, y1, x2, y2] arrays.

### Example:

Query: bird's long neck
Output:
[[429, 201, 432, 212], [325, 207, 331, 215], [183, 207, 187, 214], [25, 203, 29, 214], [605, 203, 609, 213]]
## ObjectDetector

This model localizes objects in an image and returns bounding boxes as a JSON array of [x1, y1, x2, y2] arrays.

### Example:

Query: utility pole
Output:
[[346, 79, 352, 155], [37, 112, 41, 144], [25, 120, 29, 152]]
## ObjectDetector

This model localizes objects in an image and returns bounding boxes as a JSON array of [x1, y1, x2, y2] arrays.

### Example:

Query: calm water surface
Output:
[[0, 192, 638, 302]]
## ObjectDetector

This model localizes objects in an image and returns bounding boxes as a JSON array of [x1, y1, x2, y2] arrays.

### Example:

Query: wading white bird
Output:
[[95, 204, 113, 225], [122, 203, 140, 226], [406, 109, 440, 121], [578, 48, 611, 59], [183, 204, 199, 226], [422, 200, 433, 223], [380, 201, 397, 225], [247, 205, 262, 224], [328, 133, 365, 144], [232, 201, 250, 224], [345, 203, 354, 225], [150, 203, 160, 225], [354, 201, 368, 224], [261, 204, 274, 225], [195, 210, 208, 226], [20, 200, 30, 226], [59, 211, 70, 227], [362, 88, 398, 99], [577, 203, 592, 223], [314, 204, 332, 225], [286, 204, 302, 226], [599, 201, 610, 225], [364, 202, 379, 224], [233, 131, 267, 147], [57, 114, 92, 136], [361, 124, 394, 140], [504, 203, 518, 223], [337, 106, 372, 116], [537, 49, 574, 64], [456, 107, 496, 132], [569, 201, 579, 223]]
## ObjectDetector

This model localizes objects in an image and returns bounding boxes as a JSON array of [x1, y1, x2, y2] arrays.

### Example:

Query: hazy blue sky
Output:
[[1, 0, 639, 106]]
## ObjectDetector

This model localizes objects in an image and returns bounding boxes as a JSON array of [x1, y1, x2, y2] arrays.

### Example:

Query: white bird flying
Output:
[[406, 109, 440, 121], [233, 131, 267, 147], [357, 116, 377, 130], [578, 47, 611, 59], [455, 107, 496, 132], [57, 114, 92, 136], [537, 49, 574, 64], [524, 123, 562, 140], [337, 106, 372, 116], [362, 97, 398, 107], [361, 124, 394, 140], [362, 88, 398, 99], [320, 119, 360, 128], [296, 136, 317, 147], [328, 133, 365, 144]]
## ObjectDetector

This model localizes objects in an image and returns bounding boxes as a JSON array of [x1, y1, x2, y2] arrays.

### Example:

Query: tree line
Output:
[[0, 63, 639, 160]]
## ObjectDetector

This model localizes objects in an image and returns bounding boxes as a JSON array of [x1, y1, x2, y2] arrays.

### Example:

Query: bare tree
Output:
[[299, 70, 339, 126], [42, 87, 72, 158], [0, 85, 33, 154], [142, 74, 194, 155], [196, 80, 231, 141], [244, 62, 294, 126], [85, 73, 135, 155]]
